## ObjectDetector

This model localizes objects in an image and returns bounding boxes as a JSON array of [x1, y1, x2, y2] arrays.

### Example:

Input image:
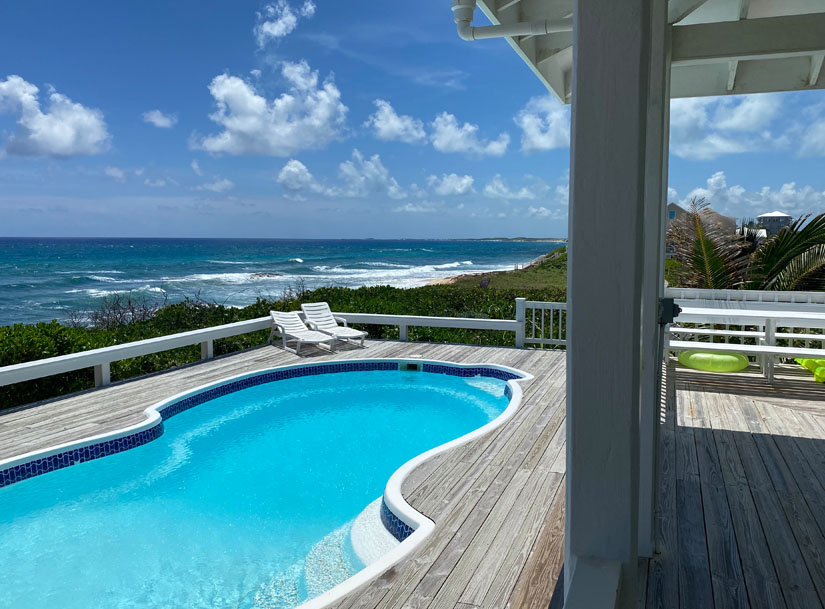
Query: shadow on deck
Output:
[[641, 363, 825, 609]]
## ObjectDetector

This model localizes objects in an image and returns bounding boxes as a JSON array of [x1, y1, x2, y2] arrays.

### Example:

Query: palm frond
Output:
[[667, 198, 748, 289], [763, 244, 825, 291], [748, 212, 825, 289]]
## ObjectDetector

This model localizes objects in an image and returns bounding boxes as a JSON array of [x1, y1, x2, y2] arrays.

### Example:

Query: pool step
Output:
[[350, 497, 400, 565], [304, 522, 360, 599], [243, 562, 304, 609]]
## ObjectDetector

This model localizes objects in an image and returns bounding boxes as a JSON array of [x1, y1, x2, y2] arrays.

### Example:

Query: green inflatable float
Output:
[[796, 358, 825, 383], [678, 350, 749, 373]]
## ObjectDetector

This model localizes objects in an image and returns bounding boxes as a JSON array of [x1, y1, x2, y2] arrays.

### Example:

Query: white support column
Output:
[[565, 1, 662, 607], [399, 324, 408, 341], [200, 339, 214, 360], [638, 2, 671, 559]]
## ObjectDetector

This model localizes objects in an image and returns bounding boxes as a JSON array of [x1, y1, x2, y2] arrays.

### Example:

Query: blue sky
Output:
[[1, 1, 824, 239]]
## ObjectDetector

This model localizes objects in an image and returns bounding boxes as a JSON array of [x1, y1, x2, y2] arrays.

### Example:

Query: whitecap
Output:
[[362, 262, 410, 268], [289, 258, 304, 263]]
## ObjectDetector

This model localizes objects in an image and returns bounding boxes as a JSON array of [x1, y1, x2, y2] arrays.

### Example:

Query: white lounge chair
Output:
[[269, 311, 335, 354], [301, 302, 367, 347]]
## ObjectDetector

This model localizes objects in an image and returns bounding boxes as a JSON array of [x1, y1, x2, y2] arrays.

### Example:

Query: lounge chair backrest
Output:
[[271, 311, 309, 334], [301, 302, 339, 332]]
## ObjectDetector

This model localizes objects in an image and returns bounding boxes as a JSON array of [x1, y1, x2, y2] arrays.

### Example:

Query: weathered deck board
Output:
[[645, 363, 825, 609], [0, 341, 568, 609]]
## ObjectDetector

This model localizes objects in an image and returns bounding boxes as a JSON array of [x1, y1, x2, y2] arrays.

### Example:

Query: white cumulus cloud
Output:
[[670, 95, 783, 161], [338, 149, 406, 199], [194, 61, 347, 156], [190, 159, 203, 176], [142, 109, 177, 128], [198, 178, 235, 193], [393, 202, 439, 213], [276, 159, 328, 194], [364, 99, 426, 144], [104, 166, 126, 182], [514, 95, 570, 153], [0, 75, 110, 157], [527, 206, 565, 219], [255, 0, 316, 47], [275, 150, 405, 200], [430, 112, 509, 157], [799, 119, 825, 157], [427, 173, 474, 196], [483, 174, 544, 200], [678, 170, 825, 218]]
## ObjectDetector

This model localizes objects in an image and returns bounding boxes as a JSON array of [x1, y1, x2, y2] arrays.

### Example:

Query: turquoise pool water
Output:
[[0, 368, 510, 609]]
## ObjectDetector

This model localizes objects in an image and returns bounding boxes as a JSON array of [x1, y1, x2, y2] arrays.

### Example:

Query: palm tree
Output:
[[667, 199, 825, 291], [667, 198, 749, 289], [747, 213, 825, 290]]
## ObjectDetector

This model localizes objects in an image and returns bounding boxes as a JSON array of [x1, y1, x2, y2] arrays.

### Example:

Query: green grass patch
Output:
[[447, 247, 568, 291]]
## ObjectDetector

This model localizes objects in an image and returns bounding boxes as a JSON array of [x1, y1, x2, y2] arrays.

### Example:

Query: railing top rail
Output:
[[0, 317, 273, 387], [524, 301, 567, 308], [334, 312, 519, 331], [665, 286, 825, 304]]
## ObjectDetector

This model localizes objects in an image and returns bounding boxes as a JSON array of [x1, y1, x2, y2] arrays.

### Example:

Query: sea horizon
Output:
[[0, 237, 564, 326]]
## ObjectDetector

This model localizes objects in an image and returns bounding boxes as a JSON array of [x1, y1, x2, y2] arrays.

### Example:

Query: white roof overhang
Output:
[[475, 0, 825, 103]]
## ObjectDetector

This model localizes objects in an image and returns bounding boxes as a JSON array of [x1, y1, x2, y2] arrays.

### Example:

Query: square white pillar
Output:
[[564, 0, 669, 606]]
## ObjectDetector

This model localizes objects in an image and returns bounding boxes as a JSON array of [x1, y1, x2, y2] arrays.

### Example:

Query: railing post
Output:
[[201, 339, 214, 360], [765, 318, 776, 383], [515, 298, 526, 348], [399, 324, 408, 341], [94, 362, 110, 387]]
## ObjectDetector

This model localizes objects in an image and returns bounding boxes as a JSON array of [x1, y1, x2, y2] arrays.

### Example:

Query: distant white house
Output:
[[758, 210, 792, 235]]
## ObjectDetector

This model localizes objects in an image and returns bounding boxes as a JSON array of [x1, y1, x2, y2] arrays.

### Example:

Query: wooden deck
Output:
[[642, 363, 825, 609], [6, 340, 825, 609], [0, 340, 569, 609]]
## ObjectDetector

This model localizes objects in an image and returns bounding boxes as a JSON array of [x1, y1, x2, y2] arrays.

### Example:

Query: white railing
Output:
[[5, 290, 821, 392], [520, 300, 567, 346], [665, 286, 825, 304], [0, 307, 527, 390], [0, 317, 274, 389], [335, 312, 521, 343]]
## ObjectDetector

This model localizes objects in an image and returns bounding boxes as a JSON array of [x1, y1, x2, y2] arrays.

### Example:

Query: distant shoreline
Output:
[[427, 250, 558, 286]]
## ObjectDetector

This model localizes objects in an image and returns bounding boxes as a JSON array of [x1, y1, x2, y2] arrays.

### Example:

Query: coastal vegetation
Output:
[[445, 247, 567, 290], [0, 282, 565, 410], [668, 199, 825, 291]]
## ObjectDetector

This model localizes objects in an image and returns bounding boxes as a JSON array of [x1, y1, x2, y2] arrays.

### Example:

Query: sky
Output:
[[0, 1, 824, 239]]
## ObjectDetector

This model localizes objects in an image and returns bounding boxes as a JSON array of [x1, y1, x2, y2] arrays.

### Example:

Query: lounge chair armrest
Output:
[[334, 316, 349, 327], [306, 320, 321, 331]]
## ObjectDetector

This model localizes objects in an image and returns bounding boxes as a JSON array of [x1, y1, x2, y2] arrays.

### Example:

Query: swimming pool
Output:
[[0, 360, 528, 609]]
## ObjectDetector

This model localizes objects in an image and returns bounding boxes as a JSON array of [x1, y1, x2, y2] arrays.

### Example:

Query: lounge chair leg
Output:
[[296, 341, 302, 355]]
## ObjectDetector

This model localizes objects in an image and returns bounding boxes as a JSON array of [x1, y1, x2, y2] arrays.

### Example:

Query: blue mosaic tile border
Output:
[[158, 361, 398, 421], [381, 498, 414, 541], [0, 424, 163, 488], [0, 360, 517, 490], [421, 363, 521, 381]]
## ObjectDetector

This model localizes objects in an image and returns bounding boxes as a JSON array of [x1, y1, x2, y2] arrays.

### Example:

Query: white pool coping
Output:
[[0, 357, 532, 609]]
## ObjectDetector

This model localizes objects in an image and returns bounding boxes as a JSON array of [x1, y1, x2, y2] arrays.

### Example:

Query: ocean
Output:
[[0, 238, 564, 326]]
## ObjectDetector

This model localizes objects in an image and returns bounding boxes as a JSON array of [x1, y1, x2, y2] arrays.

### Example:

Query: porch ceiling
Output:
[[475, 0, 825, 102]]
